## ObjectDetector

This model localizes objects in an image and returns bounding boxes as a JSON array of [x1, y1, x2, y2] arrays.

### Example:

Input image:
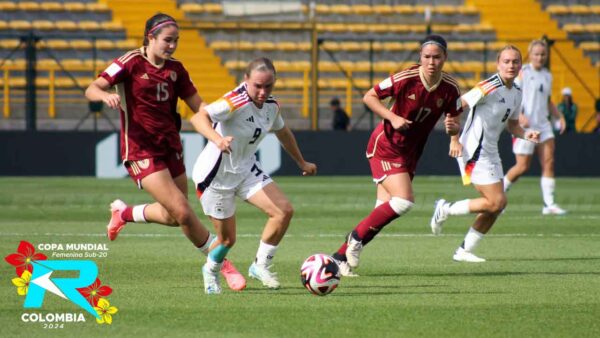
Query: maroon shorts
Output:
[[368, 156, 414, 183], [124, 152, 185, 189]]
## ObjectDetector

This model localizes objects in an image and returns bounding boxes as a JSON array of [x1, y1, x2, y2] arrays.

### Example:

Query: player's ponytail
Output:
[[143, 13, 178, 46], [245, 57, 277, 78]]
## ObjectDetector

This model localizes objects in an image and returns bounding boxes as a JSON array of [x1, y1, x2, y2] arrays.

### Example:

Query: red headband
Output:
[[148, 20, 178, 35]]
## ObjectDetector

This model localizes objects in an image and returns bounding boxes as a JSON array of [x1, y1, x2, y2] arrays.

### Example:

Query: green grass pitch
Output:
[[1, 176, 599, 337]]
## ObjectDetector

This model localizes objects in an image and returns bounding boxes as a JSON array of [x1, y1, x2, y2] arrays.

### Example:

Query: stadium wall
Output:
[[0, 131, 598, 177]]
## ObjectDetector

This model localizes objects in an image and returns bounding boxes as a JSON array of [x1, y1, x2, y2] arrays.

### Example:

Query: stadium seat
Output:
[[203, 3, 223, 14], [78, 21, 101, 31], [352, 4, 373, 16], [95, 40, 115, 50], [545, 5, 569, 15], [330, 5, 352, 15], [70, 39, 93, 50], [64, 2, 86, 12], [17, 2, 40, 12], [180, 3, 203, 14], [0, 2, 17, 12], [372, 5, 393, 15], [43, 39, 70, 50], [9, 20, 32, 30], [100, 21, 124, 32], [55, 20, 78, 31], [39, 2, 64, 12], [255, 41, 276, 51], [0, 40, 20, 49], [85, 3, 109, 13], [32, 20, 55, 31], [579, 41, 600, 51], [115, 39, 137, 50]]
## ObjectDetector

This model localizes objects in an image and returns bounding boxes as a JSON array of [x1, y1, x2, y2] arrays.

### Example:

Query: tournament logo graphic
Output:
[[4, 241, 118, 326]]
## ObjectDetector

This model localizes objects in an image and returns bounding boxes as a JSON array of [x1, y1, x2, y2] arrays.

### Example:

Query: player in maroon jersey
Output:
[[85, 13, 246, 291], [331, 35, 462, 276]]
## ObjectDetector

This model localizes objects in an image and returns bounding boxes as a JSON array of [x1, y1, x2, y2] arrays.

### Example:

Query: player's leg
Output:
[[453, 182, 505, 263], [503, 138, 534, 191], [142, 170, 211, 249], [202, 215, 236, 294], [343, 173, 414, 269], [107, 158, 182, 240], [245, 182, 292, 289], [538, 138, 566, 215], [332, 184, 390, 277], [503, 154, 532, 191]]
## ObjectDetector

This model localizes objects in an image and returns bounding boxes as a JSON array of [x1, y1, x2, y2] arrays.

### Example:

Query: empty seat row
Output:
[[562, 23, 600, 33], [546, 4, 600, 15], [0, 39, 137, 50], [180, 3, 478, 16], [209, 40, 509, 52], [0, 20, 124, 32], [0, 1, 109, 12]]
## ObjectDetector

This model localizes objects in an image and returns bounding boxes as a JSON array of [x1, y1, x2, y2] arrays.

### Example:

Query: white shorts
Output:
[[457, 157, 503, 186], [199, 161, 273, 219], [512, 123, 554, 155]]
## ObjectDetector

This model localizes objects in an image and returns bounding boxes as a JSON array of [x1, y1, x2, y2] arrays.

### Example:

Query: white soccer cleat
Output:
[[453, 247, 486, 263], [430, 199, 448, 235], [345, 234, 363, 269], [202, 264, 222, 295], [334, 259, 359, 277], [542, 204, 567, 215], [248, 263, 280, 289]]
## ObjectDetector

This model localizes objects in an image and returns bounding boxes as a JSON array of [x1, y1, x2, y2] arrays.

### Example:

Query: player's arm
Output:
[[274, 126, 317, 176], [549, 97, 566, 134], [507, 118, 540, 143], [85, 77, 120, 110], [363, 88, 411, 130], [182, 93, 206, 114], [190, 105, 232, 153]]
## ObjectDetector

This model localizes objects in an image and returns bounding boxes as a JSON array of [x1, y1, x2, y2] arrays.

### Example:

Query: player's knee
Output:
[[389, 197, 414, 216], [171, 205, 194, 225], [488, 196, 507, 214], [272, 202, 294, 224], [220, 236, 236, 247]]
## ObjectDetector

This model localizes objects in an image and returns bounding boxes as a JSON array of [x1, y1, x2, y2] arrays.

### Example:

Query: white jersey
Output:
[[193, 83, 284, 190], [460, 73, 522, 164], [515, 63, 552, 129]]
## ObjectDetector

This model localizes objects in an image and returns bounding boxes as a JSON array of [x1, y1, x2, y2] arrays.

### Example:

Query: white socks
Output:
[[132, 204, 148, 223], [541, 177, 556, 207], [204, 256, 222, 272], [503, 177, 512, 192], [462, 227, 484, 252], [255, 240, 278, 267], [447, 199, 470, 216]]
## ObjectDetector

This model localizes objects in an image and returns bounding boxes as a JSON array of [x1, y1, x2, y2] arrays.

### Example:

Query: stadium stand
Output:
[[0, 0, 598, 131]]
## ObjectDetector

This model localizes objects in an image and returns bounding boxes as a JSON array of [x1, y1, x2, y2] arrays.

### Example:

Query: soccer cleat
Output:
[[221, 259, 246, 291], [345, 234, 363, 269], [334, 259, 359, 277], [248, 263, 280, 289], [202, 264, 222, 294], [107, 199, 127, 241], [430, 199, 448, 236], [542, 204, 567, 215], [452, 247, 486, 263]]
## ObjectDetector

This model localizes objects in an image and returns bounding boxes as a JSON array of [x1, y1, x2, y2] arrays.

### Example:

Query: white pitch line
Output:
[[0, 232, 599, 238]]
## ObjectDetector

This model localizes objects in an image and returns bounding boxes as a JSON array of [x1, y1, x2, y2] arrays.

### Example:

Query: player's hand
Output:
[[390, 115, 412, 131], [558, 116, 566, 135], [444, 114, 460, 135], [519, 114, 530, 128], [299, 161, 317, 176], [449, 139, 463, 158], [216, 136, 234, 153], [524, 129, 540, 143], [103, 93, 121, 110]]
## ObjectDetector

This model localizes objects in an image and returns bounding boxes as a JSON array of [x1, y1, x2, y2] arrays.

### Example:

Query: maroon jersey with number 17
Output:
[[367, 65, 462, 170], [100, 48, 198, 162]]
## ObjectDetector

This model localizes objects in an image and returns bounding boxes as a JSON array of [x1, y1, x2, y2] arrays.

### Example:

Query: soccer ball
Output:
[[300, 254, 340, 296]]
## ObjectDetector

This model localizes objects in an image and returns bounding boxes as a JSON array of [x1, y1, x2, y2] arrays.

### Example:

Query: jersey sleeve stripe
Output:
[[476, 74, 503, 96]]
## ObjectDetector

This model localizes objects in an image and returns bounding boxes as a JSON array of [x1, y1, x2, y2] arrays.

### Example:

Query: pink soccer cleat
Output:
[[107, 199, 127, 241], [221, 259, 246, 291]]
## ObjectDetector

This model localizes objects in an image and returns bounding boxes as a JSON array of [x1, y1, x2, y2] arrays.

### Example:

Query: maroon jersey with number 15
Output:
[[100, 48, 198, 162], [367, 65, 462, 171]]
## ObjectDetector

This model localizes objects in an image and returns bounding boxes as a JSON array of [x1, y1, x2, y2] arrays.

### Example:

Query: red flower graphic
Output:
[[78, 278, 113, 306], [4, 241, 47, 276]]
